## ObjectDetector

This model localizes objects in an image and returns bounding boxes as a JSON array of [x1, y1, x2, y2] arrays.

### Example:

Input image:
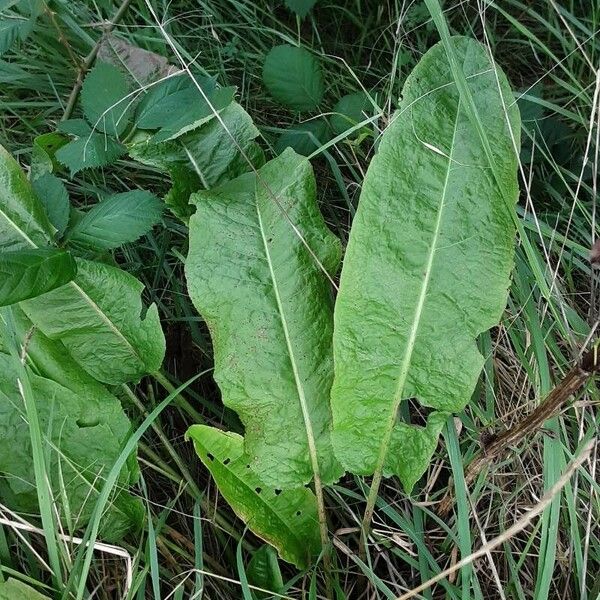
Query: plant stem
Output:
[[152, 370, 205, 424]]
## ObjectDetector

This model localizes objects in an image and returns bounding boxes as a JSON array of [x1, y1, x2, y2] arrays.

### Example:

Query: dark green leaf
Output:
[[30, 132, 68, 180], [0, 248, 76, 306], [67, 190, 162, 251], [186, 425, 321, 569], [0, 19, 28, 55], [57, 119, 92, 136], [274, 118, 330, 156], [185, 149, 341, 488], [55, 133, 126, 176], [247, 545, 284, 599], [262, 45, 323, 112], [81, 62, 132, 136], [284, 0, 317, 18], [331, 91, 373, 136], [31, 173, 70, 234], [330, 37, 520, 492], [135, 73, 235, 141]]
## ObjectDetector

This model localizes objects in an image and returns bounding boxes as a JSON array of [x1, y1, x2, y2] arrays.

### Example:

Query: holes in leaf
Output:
[[223, 458, 231, 465], [295, 511, 301, 517], [76, 418, 100, 428], [255, 487, 262, 494], [274, 489, 282, 496], [207, 453, 215, 461], [246, 464, 251, 469]]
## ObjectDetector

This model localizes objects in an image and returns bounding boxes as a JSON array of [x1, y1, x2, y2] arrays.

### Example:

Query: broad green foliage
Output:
[[81, 62, 132, 136], [31, 173, 70, 234], [56, 133, 126, 176], [21, 259, 165, 384], [0, 248, 77, 306], [330, 37, 520, 491], [0, 145, 54, 251], [247, 545, 284, 598], [331, 91, 372, 135], [30, 132, 68, 180], [0, 578, 50, 599], [130, 102, 262, 219], [185, 148, 341, 488], [135, 74, 235, 142], [284, 0, 317, 18], [274, 118, 330, 156], [0, 144, 165, 384], [66, 190, 163, 251], [262, 45, 323, 112], [187, 426, 321, 569], [0, 308, 142, 540]]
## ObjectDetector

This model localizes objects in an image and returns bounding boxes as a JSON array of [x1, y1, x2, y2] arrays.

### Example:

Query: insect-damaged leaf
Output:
[[185, 149, 341, 488], [0, 144, 165, 384], [330, 37, 520, 492], [186, 425, 320, 569]]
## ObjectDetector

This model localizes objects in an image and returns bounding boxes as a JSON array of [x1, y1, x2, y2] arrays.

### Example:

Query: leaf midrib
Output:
[[374, 99, 462, 470]]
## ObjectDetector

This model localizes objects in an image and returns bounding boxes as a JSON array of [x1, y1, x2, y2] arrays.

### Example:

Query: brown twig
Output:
[[438, 344, 600, 516], [62, 0, 135, 121]]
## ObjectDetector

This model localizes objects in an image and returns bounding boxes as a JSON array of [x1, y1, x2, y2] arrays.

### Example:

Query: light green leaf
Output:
[[0, 144, 165, 385], [135, 73, 235, 141], [130, 102, 263, 219], [67, 190, 162, 251], [31, 173, 70, 234], [0, 145, 54, 251], [330, 37, 520, 492], [81, 61, 132, 136], [247, 545, 284, 599], [262, 45, 323, 112], [185, 149, 341, 488], [55, 133, 126, 176], [0, 248, 76, 306], [186, 425, 321, 569], [0, 578, 50, 599], [274, 118, 330, 156], [21, 258, 165, 384], [331, 91, 372, 136], [0, 308, 143, 540], [284, 0, 317, 18]]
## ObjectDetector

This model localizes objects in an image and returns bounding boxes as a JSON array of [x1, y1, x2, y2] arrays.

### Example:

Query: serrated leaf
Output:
[[55, 133, 126, 176], [0, 578, 50, 599], [21, 258, 165, 384], [331, 91, 372, 136], [67, 190, 162, 251], [284, 0, 317, 18], [31, 173, 70, 234], [57, 119, 92, 136], [135, 73, 235, 141], [97, 34, 178, 87], [0, 248, 76, 306], [31, 132, 69, 180], [0, 308, 143, 540], [274, 118, 330, 156], [186, 425, 321, 569], [262, 45, 323, 112], [185, 149, 342, 488], [0, 145, 165, 385], [81, 62, 132, 136], [129, 102, 263, 219], [330, 37, 520, 492], [0, 145, 54, 251]]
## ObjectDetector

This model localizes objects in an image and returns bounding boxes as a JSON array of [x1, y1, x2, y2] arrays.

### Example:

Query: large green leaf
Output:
[[67, 190, 163, 251], [330, 37, 520, 492], [0, 248, 77, 306], [31, 173, 70, 235], [0, 145, 54, 251], [129, 102, 263, 219], [0, 308, 142, 540], [185, 149, 341, 488], [262, 45, 323, 112], [186, 425, 320, 569], [81, 61, 132, 136], [0, 578, 50, 599], [21, 258, 165, 384], [55, 133, 126, 176], [0, 144, 165, 384]]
